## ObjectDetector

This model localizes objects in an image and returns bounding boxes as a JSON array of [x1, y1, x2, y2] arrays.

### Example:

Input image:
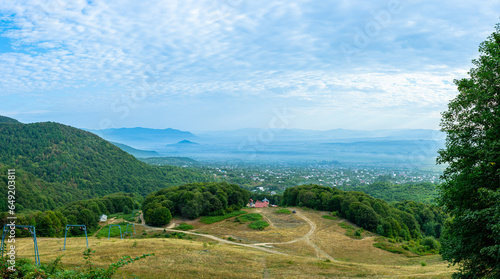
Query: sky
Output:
[[0, 0, 499, 131]]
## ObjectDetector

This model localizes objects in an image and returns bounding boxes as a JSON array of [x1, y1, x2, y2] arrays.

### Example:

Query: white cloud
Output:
[[0, 0, 498, 129]]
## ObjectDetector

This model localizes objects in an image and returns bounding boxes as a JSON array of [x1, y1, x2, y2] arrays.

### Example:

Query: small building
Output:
[[99, 214, 107, 222], [254, 199, 269, 208], [247, 199, 255, 207]]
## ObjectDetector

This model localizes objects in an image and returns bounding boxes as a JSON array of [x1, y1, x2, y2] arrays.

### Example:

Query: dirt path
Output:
[[255, 209, 277, 229], [139, 215, 287, 256], [255, 210, 337, 262], [139, 210, 335, 260]]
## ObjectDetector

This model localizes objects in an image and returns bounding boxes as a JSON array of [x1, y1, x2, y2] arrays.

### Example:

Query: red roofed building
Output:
[[254, 199, 269, 208]]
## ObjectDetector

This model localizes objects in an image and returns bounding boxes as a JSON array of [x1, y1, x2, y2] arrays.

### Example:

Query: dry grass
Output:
[[11, 208, 455, 278]]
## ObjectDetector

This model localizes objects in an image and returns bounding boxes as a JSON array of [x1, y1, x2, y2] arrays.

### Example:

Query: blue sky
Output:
[[0, 0, 499, 131]]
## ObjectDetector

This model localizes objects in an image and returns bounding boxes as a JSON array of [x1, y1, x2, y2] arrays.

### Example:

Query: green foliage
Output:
[[339, 181, 438, 204], [174, 223, 194, 230], [338, 222, 363, 239], [275, 208, 291, 214], [142, 182, 250, 226], [436, 24, 500, 279], [1, 193, 142, 239], [149, 207, 172, 227], [373, 241, 405, 254], [322, 215, 337, 220], [0, 248, 154, 278], [199, 210, 246, 224], [248, 220, 269, 230], [421, 236, 441, 251], [282, 184, 445, 242], [96, 222, 128, 238], [0, 115, 21, 124], [0, 122, 213, 212]]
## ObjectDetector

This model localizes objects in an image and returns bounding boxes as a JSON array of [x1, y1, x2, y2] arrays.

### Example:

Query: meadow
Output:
[[12, 207, 454, 278]]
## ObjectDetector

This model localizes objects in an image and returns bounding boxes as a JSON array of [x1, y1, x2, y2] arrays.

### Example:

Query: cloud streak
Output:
[[0, 0, 499, 130]]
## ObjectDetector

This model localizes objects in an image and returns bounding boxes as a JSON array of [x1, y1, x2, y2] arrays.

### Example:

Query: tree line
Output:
[[0, 193, 136, 237], [142, 182, 250, 226], [282, 184, 447, 240], [338, 181, 438, 204]]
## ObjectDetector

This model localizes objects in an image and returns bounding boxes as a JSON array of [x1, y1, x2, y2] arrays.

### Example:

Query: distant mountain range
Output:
[[110, 142, 160, 158], [88, 127, 445, 167], [87, 127, 196, 149]]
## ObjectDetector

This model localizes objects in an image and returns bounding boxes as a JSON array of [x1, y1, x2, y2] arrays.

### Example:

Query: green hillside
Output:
[[0, 120, 213, 212], [0, 115, 21, 124], [339, 181, 438, 204]]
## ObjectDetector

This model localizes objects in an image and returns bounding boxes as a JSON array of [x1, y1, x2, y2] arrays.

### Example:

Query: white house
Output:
[[99, 214, 107, 222]]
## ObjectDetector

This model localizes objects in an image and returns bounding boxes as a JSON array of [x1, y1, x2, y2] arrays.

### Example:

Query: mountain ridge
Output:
[[0, 117, 213, 212]]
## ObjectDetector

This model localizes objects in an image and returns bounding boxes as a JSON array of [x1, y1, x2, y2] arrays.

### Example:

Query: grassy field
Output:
[[12, 208, 455, 278]]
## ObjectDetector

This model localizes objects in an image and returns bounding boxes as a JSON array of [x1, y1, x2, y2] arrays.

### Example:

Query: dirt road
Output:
[[139, 210, 336, 260], [254, 210, 337, 261], [139, 213, 287, 255]]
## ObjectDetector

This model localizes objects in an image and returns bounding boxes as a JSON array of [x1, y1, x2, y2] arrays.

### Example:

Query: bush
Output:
[[248, 221, 269, 230], [275, 208, 291, 214], [174, 223, 194, 230], [421, 236, 441, 251], [149, 207, 172, 226]]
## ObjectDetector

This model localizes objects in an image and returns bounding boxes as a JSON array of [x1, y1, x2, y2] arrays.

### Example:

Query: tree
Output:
[[437, 24, 500, 278], [149, 207, 172, 226]]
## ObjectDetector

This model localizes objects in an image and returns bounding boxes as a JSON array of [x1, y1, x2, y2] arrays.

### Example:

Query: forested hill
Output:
[[0, 120, 213, 212], [0, 115, 21, 124]]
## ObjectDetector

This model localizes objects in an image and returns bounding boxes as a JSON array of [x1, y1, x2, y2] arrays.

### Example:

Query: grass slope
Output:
[[12, 208, 454, 278]]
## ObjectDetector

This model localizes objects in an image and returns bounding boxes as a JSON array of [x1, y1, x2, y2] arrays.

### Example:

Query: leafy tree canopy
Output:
[[282, 184, 447, 241], [142, 182, 250, 226], [437, 24, 500, 278]]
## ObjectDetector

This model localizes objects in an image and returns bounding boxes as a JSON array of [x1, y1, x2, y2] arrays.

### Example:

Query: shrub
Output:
[[149, 207, 172, 226], [421, 236, 441, 251], [248, 221, 269, 230], [175, 223, 194, 230], [275, 208, 291, 214]]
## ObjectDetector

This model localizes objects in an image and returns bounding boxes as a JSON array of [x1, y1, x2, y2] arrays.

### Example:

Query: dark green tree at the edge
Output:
[[437, 24, 500, 279]]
